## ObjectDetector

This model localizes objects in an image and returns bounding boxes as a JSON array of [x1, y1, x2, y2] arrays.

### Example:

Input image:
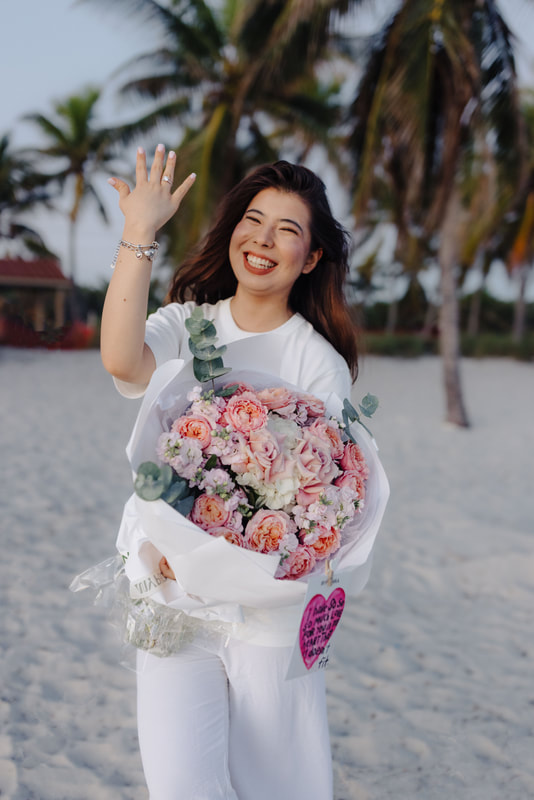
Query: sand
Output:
[[1, 348, 533, 799]]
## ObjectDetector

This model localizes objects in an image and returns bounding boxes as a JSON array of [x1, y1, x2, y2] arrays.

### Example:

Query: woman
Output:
[[101, 144, 359, 799]]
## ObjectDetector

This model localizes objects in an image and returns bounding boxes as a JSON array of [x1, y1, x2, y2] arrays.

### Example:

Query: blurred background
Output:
[[2, 0, 534, 425]]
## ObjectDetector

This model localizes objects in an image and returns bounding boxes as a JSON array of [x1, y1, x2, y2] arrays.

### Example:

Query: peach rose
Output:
[[306, 418, 344, 460], [256, 387, 297, 417], [209, 527, 245, 547], [307, 525, 342, 559], [339, 442, 369, 478], [225, 392, 267, 434], [276, 545, 317, 580], [294, 436, 339, 486], [334, 470, 366, 500], [190, 493, 231, 530], [171, 414, 213, 450], [296, 393, 326, 418], [244, 509, 296, 553]]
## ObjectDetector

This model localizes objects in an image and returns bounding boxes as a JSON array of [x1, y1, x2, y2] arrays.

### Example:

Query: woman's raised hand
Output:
[[108, 144, 196, 237]]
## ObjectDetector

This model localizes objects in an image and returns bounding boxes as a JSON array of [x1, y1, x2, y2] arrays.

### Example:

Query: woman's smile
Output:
[[243, 252, 278, 273]]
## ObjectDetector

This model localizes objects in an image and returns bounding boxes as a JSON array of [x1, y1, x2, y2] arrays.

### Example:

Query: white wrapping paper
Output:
[[116, 335, 389, 646]]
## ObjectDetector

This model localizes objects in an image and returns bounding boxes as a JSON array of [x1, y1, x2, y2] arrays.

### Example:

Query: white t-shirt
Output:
[[115, 297, 352, 399], [115, 298, 354, 646]]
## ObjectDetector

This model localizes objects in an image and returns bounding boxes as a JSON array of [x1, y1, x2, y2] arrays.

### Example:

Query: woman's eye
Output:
[[245, 215, 260, 224], [281, 227, 298, 235]]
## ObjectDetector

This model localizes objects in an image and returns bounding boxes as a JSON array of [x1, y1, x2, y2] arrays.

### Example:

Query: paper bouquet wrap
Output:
[[115, 335, 389, 647]]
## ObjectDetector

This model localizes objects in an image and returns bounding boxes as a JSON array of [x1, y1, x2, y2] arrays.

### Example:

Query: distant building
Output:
[[0, 258, 71, 344]]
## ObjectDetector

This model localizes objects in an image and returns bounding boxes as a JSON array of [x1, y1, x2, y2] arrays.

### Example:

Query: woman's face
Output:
[[228, 188, 321, 307]]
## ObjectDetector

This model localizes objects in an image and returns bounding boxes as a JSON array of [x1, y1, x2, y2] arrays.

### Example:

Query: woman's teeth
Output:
[[246, 254, 276, 270]]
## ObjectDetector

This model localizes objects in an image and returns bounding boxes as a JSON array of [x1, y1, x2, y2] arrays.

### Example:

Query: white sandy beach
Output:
[[1, 348, 533, 800]]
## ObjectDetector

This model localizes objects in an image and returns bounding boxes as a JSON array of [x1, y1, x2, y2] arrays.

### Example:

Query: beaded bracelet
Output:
[[110, 239, 159, 269]]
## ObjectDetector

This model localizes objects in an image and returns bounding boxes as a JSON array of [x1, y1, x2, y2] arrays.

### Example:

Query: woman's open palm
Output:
[[108, 144, 196, 234]]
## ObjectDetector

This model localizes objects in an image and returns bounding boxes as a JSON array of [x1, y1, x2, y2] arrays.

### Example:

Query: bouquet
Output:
[[136, 378, 372, 582], [100, 309, 389, 652]]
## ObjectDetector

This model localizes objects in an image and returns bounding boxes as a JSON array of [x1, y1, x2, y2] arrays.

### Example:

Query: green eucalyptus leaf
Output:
[[359, 393, 379, 418], [188, 322, 217, 343], [162, 478, 190, 504], [134, 461, 172, 501], [343, 398, 360, 422], [174, 495, 195, 516], [215, 383, 240, 397], [185, 308, 215, 334], [188, 340, 227, 360], [194, 357, 232, 382], [204, 454, 218, 470]]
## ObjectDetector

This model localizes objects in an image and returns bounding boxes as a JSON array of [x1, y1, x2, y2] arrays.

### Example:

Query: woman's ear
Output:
[[302, 248, 323, 275]]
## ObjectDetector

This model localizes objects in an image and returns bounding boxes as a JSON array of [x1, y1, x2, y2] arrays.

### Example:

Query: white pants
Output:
[[136, 635, 333, 800]]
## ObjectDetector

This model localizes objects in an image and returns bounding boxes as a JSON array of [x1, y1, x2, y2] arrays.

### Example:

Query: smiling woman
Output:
[[99, 147, 361, 799], [227, 187, 322, 328], [167, 159, 359, 380]]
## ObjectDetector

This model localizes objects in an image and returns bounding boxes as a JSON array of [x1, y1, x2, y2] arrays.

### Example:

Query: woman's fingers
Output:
[[172, 171, 197, 206], [135, 146, 148, 185], [107, 176, 131, 199], [161, 149, 176, 188], [149, 142, 166, 183], [159, 556, 176, 581]]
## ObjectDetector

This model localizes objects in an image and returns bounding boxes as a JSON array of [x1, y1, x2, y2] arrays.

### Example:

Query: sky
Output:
[[2, 0, 534, 296]]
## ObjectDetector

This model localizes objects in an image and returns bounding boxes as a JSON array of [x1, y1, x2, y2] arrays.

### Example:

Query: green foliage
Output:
[[186, 307, 231, 383], [362, 331, 534, 361], [342, 395, 379, 441], [363, 333, 435, 357], [134, 460, 196, 513], [134, 462, 173, 501]]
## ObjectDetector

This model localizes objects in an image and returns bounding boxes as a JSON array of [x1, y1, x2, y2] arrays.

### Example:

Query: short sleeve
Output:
[[112, 302, 196, 398]]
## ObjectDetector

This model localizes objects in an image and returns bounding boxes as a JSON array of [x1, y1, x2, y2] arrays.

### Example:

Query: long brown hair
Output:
[[167, 161, 358, 380]]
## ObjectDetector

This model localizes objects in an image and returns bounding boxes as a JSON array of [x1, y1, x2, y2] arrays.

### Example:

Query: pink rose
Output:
[[256, 387, 297, 417], [334, 470, 366, 500], [306, 525, 342, 559], [246, 428, 295, 483], [171, 414, 213, 450], [276, 545, 317, 580], [306, 418, 344, 460], [225, 392, 267, 434], [339, 442, 369, 478], [294, 436, 339, 487], [190, 493, 231, 530], [209, 527, 245, 547], [296, 481, 330, 507], [244, 509, 296, 553], [296, 393, 326, 418]]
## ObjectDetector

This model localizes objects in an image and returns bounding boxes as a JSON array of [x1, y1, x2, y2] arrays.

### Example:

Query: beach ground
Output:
[[1, 348, 533, 800]]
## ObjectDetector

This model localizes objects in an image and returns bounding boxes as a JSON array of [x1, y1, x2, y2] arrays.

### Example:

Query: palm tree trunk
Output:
[[438, 196, 470, 428], [385, 297, 398, 334], [68, 215, 77, 285], [467, 285, 482, 337], [512, 263, 529, 342]]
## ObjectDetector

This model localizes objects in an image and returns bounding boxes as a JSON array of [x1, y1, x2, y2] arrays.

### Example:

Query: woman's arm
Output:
[[100, 144, 195, 385]]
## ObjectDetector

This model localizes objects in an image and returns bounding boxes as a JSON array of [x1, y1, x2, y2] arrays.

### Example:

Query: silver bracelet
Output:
[[110, 239, 159, 269]]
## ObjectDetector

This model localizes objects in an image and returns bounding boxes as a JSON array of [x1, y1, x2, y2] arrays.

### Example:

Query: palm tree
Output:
[[347, 0, 526, 427], [24, 88, 117, 285], [86, 0, 366, 259], [0, 133, 53, 256]]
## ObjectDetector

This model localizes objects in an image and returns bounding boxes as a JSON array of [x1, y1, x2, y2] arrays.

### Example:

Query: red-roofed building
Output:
[[0, 258, 72, 345]]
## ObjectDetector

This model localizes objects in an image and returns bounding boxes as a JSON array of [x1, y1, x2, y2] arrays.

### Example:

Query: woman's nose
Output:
[[253, 226, 274, 247]]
